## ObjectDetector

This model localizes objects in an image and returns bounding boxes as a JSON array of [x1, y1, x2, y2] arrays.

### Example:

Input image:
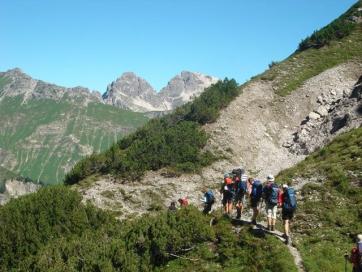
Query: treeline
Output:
[[0, 186, 295, 271], [65, 78, 239, 185], [298, 2, 360, 51]]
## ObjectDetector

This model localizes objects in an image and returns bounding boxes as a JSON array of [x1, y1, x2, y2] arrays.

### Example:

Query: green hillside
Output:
[[260, 1, 362, 96], [277, 128, 362, 272], [0, 95, 148, 184], [0, 186, 297, 271]]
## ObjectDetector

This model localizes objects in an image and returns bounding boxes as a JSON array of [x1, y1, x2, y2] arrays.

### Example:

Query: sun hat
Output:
[[267, 174, 275, 182], [357, 234, 362, 242], [282, 184, 288, 189]]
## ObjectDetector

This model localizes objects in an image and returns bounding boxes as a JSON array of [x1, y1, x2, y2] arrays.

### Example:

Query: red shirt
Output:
[[278, 191, 284, 206]]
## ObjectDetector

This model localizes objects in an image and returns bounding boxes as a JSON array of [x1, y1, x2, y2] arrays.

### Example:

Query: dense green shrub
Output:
[[1, 185, 298, 271], [0, 186, 113, 269], [297, 2, 359, 51], [0, 186, 216, 271], [65, 79, 239, 185]]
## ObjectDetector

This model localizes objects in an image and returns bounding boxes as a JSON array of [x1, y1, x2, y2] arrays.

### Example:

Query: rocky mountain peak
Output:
[[5, 67, 24, 75], [0, 69, 102, 105], [103, 71, 218, 112], [102, 72, 165, 112], [159, 71, 219, 109]]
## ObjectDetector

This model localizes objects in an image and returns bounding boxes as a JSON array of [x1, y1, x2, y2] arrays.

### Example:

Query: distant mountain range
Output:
[[0, 68, 217, 184]]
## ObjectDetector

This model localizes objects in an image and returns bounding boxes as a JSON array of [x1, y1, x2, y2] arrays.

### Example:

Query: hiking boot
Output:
[[267, 225, 272, 231], [251, 219, 257, 225], [271, 225, 275, 231], [285, 235, 290, 245]]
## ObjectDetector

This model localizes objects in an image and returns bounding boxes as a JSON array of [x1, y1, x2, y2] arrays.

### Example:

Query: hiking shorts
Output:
[[282, 209, 295, 220], [266, 204, 278, 219], [222, 191, 233, 205], [250, 198, 260, 208], [234, 193, 245, 205]]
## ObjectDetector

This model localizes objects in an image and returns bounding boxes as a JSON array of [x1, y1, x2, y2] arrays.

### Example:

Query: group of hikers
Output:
[[219, 168, 297, 244], [167, 168, 362, 271], [168, 167, 297, 244]]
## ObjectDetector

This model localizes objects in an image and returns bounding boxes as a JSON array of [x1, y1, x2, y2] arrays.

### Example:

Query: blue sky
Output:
[[0, 0, 357, 92]]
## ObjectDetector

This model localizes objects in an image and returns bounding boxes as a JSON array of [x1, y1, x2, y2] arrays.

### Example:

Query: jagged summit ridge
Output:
[[103, 71, 218, 112]]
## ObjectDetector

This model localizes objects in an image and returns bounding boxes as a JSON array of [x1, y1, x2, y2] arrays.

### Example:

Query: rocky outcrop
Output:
[[287, 75, 362, 154], [103, 71, 218, 112], [0, 179, 41, 205]]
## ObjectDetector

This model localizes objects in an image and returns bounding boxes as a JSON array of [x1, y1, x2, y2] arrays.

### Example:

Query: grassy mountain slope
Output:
[[0, 94, 147, 184], [277, 128, 362, 272], [260, 3, 362, 96], [0, 186, 297, 271]]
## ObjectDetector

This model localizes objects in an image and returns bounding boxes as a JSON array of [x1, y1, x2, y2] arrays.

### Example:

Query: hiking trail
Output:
[[230, 215, 305, 272]]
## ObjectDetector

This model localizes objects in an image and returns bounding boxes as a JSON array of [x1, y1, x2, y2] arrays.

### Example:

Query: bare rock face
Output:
[[288, 74, 362, 154], [0, 179, 41, 205], [103, 71, 218, 112], [158, 71, 219, 110], [102, 72, 167, 112]]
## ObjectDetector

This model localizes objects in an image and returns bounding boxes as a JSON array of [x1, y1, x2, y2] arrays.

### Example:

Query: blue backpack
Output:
[[205, 190, 215, 204], [268, 183, 279, 205], [283, 188, 297, 211], [251, 180, 263, 201], [237, 181, 247, 194]]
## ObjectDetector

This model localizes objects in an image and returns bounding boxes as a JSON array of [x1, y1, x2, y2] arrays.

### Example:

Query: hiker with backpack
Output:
[[221, 173, 234, 215], [263, 174, 280, 231], [168, 201, 177, 212], [202, 188, 215, 214], [249, 178, 263, 225], [278, 184, 297, 244], [345, 234, 362, 272], [234, 173, 247, 219], [178, 197, 189, 207]]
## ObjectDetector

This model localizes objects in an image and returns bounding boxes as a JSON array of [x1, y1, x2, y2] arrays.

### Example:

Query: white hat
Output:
[[282, 184, 288, 189], [267, 174, 275, 182], [357, 234, 362, 242]]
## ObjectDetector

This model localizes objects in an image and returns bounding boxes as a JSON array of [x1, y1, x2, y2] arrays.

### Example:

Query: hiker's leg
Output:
[[228, 201, 233, 214], [266, 206, 272, 228], [271, 205, 277, 230], [284, 219, 289, 236]]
